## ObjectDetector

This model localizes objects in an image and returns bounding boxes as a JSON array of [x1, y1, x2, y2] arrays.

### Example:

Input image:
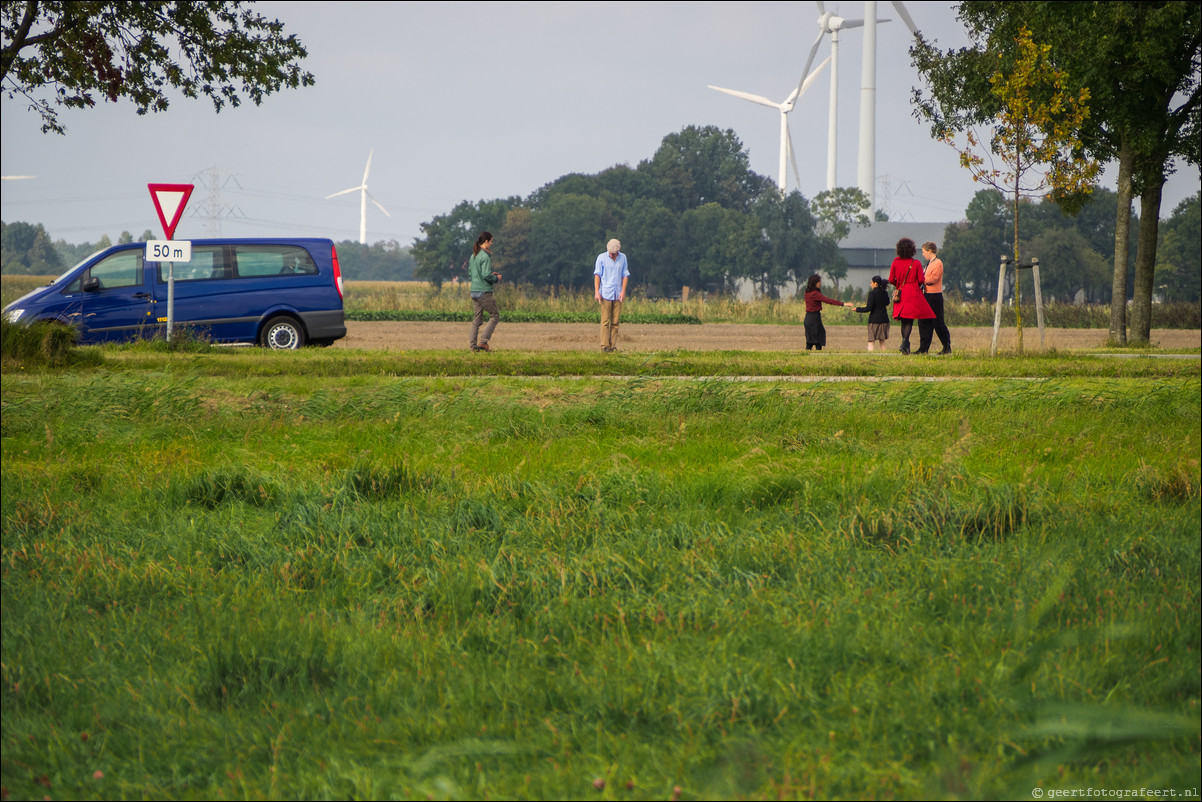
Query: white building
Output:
[[734, 220, 953, 300], [832, 221, 951, 296]]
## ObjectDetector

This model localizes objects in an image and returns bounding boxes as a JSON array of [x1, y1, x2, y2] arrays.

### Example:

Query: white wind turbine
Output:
[[708, 54, 832, 196], [796, 2, 870, 192], [326, 149, 390, 245], [798, 1, 920, 210]]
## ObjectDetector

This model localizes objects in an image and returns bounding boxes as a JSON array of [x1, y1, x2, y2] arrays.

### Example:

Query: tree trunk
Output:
[[1013, 184, 1023, 354], [1109, 143, 1134, 345], [1130, 180, 1164, 345]]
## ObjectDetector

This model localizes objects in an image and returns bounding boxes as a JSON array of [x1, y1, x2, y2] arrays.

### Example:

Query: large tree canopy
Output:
[[411, 126, 829, 297], [2, 0, 314, 134], [912, 1, 1201, 344]]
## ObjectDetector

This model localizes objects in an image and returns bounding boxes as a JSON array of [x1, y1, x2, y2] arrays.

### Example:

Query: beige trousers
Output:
[[599, 299, 622, 349]]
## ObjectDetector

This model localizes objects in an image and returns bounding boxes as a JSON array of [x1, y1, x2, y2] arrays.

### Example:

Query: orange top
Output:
[[924, 257, 944, 294]]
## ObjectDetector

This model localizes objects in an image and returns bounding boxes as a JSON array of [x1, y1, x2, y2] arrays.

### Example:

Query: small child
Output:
[[853, 276, 891, 352]]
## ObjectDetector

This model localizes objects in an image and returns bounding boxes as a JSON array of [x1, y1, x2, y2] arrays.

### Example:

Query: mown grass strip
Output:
[[93, 345, 1201, 381]]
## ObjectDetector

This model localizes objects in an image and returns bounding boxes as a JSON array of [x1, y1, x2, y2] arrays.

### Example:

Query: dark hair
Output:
[[922, 242, 938, 255], [871, 275, 885, 288], [805, 273, 822, 293], [895, 237, 917, 259], [472, 231, 493, 256]]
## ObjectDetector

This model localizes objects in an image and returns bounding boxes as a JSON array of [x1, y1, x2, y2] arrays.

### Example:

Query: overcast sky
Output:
[[2, 1, 1198, 248]]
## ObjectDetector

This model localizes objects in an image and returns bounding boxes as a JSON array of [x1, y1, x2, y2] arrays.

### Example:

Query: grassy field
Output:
[[2, 341, 1200, 799]]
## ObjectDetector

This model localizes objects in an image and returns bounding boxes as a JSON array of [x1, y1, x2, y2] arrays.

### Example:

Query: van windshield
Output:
[[51, 250, 107, 285]]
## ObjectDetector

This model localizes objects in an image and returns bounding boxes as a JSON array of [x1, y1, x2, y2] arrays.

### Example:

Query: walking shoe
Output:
[[938, 346, 952, 355], [479, 342, 491, 352]]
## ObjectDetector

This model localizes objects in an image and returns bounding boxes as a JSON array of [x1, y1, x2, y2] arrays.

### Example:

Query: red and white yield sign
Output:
[[148, 183, 194, 240]]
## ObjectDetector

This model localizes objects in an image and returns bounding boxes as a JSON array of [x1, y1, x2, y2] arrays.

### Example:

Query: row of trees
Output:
[[0, 221, 417, 282], [411, 126, 851, 297], [333, 240, 416, 281], [409, 123, 1200, 304], [0, 222, 158, 275], [941, 189, 1199, 305], [7, 183, 1197, 302], [940, 188, 1135, 304]]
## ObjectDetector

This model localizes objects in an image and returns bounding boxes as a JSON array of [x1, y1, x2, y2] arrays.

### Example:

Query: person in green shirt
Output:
[[468, 231, 502, 351]]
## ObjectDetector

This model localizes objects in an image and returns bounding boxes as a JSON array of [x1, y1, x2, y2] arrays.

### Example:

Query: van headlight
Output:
[[3, 308, 24, 323]]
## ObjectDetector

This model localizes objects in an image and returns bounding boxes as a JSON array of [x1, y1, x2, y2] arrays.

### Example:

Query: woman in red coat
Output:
[[888, 237, 935, 354]]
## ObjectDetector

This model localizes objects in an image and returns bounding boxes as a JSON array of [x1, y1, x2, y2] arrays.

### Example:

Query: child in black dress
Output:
[[853, 275, 891, 352]]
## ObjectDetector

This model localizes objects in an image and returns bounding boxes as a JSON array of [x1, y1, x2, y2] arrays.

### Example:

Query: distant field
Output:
[[2, 347, 1198, 799], [8, 276, 1197, 329], [343, 281, 1202, 329]]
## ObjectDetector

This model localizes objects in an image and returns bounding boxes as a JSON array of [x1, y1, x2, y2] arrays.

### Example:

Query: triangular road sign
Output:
[[148, 183, 194, 240]]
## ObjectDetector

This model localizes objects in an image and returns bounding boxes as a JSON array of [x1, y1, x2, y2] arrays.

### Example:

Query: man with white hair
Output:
[[593, 238, 629, 352]]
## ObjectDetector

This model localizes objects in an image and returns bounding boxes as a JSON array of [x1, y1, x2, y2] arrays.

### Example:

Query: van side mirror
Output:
[[82, 277, 100, 293]]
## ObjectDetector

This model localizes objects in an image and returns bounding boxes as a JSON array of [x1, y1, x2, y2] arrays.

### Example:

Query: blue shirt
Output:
[[594, 251, 630, 301]]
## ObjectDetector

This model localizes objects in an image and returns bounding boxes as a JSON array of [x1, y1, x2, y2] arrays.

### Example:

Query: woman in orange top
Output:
[[921, 241, 952, 355]]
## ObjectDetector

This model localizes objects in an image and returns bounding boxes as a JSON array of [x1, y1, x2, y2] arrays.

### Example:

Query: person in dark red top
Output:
[[888, 237, 935, 354], [803, 273, 853, 350]]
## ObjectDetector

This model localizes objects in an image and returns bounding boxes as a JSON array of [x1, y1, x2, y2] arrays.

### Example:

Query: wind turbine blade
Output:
[[816, 1, 826, 14], [796, 31, 826, 98], [786, 122, 802, 193], [798, 54, 832, 97], [708, 85, 782, 109], [367, 191, 391, 217], [891, 1, 919, 35], [362, 149, 374, 184], [326, 186, 363, 199]]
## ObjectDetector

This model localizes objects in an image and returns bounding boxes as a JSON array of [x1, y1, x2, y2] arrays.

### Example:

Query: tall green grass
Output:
[[5, 275, 1199, 328], [101, 345, 1202, 380], [0, 319, 103, 369], [2, 355, 1198, 799]]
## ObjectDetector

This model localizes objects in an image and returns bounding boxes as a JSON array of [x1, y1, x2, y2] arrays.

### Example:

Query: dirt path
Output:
[[334, 321, 1200, 353]]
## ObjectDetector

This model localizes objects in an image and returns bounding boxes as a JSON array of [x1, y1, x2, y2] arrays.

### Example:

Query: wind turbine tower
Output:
[[858, 1, 919, 211], [326, 149, 391, 245], [800, 3, 870, 192]]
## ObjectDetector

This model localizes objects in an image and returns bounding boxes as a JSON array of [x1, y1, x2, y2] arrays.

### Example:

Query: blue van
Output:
[[2, 238, 346, 348]]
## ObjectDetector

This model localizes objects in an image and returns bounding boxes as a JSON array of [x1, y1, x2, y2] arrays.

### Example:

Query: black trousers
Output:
[[917, 292, 951, 352]]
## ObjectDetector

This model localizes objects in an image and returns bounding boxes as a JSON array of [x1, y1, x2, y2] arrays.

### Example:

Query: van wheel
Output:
[[260, 316, 306, 350]]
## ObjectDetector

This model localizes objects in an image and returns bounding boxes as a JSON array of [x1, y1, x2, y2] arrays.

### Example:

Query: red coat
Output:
[[889, 258, 935, 320]]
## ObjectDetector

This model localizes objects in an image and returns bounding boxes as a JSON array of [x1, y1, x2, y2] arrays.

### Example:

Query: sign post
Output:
[[147, 184, 194, 339]]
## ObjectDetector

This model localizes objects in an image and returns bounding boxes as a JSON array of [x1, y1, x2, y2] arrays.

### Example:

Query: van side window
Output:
[[158, 247, 230, 282], [234, 246, 319, 277], [64, 250, 143, 293]]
